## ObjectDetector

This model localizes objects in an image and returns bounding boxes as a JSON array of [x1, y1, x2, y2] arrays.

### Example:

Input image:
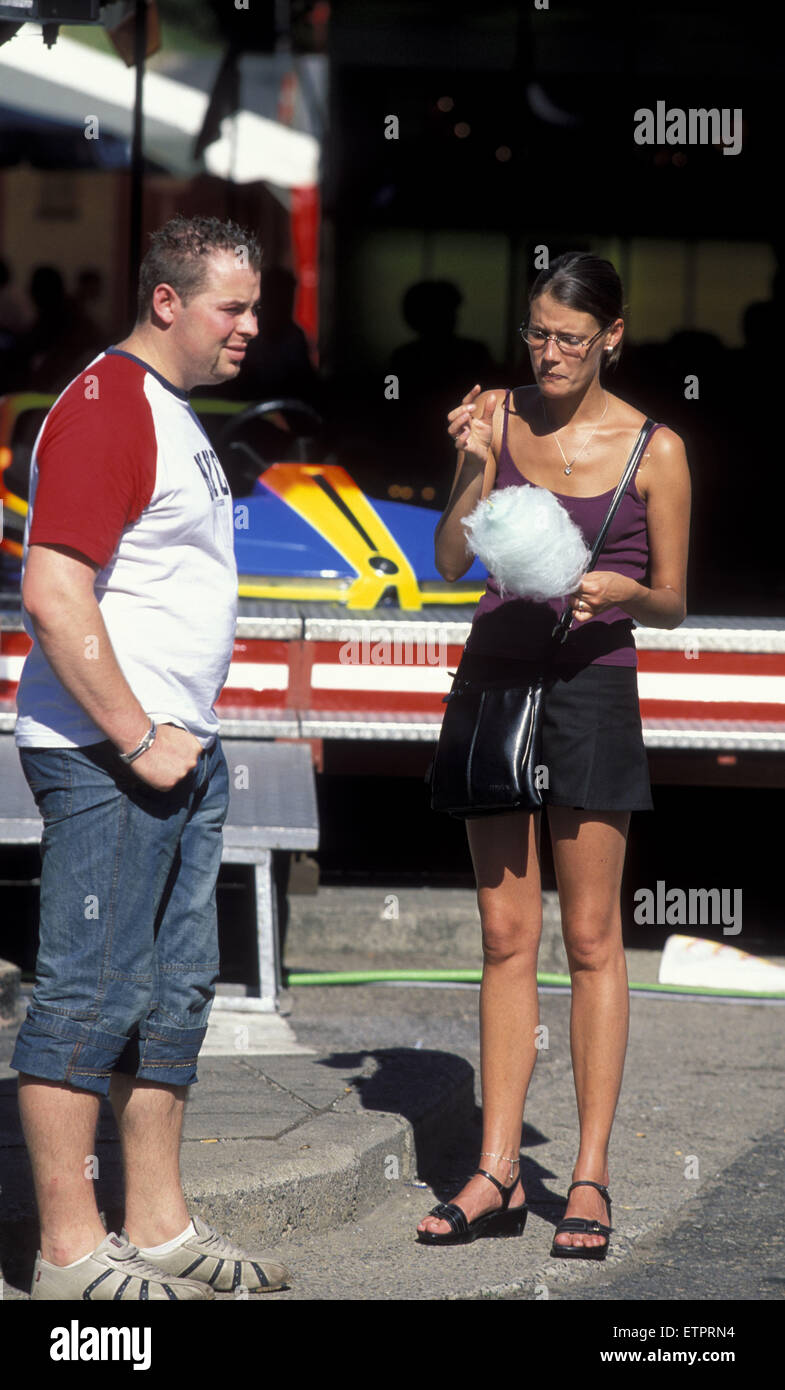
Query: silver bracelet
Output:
[[118, 718, 157, 764]]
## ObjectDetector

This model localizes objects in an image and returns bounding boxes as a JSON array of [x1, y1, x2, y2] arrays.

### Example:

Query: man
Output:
[[12, 215, 290, 1300]]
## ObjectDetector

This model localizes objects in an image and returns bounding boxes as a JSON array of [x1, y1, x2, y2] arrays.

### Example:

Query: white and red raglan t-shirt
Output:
[[14, 347, 238, 749]]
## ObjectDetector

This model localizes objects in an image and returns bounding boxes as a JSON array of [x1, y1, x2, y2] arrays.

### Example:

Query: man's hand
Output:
[[127, 723, 204, 791], [23, 545, 210, 775]]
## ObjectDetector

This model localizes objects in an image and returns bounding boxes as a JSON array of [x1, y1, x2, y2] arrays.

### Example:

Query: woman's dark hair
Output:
[[528, 252, 625, 368]]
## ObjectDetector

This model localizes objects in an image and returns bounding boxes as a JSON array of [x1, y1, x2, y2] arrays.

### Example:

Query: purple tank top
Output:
[[465, 389, 659, 669]]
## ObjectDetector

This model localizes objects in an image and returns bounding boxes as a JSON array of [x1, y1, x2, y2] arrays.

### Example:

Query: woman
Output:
[[417, 253, 691, 1257]]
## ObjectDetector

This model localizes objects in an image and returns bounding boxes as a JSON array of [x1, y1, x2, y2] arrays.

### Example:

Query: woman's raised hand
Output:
[[448, 385, 497, 466]]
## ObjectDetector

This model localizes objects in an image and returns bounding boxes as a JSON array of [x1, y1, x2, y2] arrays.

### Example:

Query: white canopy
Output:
[[0, 28, 319, 188]]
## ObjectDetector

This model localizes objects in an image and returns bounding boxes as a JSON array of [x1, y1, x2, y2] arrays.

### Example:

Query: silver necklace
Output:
[[541, 393, 608, 475]]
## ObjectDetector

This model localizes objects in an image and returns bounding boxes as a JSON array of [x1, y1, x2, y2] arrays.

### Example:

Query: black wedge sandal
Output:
[[417, 1169, 528, 1246], [550, 1180, 613, 1261]]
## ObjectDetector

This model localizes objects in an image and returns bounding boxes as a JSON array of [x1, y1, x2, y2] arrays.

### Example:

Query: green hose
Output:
[[285, 967, 785, 999]]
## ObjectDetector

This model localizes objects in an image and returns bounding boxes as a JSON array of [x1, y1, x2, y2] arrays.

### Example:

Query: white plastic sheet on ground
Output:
[[659, 934, 785, 993]]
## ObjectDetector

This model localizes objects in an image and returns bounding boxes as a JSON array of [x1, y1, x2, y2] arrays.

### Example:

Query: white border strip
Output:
[[311, 662, 451, 692], [225, 662, 289, 692], [638, 672, 785, 704]]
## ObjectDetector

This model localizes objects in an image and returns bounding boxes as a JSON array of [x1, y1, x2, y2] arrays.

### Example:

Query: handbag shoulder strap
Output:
[[551, 417, 657, 645], [586, 417, 656, 569]]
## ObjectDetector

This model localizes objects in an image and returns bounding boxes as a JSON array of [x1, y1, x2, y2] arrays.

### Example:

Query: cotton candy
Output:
[[462, 484, 591, 601]]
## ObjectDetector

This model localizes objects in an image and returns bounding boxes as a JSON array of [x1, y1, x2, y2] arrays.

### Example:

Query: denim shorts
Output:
[[11, 734, 229, 1095]]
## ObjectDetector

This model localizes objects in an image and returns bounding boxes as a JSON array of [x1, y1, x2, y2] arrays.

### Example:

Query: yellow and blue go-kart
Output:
[[0, 393, 486, 611]]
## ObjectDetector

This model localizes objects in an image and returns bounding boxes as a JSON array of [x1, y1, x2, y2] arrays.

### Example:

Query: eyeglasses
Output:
[[519, 322, 612, 357]]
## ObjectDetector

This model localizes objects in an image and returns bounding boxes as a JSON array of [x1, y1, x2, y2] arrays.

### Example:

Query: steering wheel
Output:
[[215, 398, 325, 495]]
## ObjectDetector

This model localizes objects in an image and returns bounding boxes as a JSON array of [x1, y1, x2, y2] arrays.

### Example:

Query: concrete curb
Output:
[[0, 958, 21, 1029], [182, 1056, 476, 1245], [284, 887, 569, 974], [0, 1045, 477, 1280]]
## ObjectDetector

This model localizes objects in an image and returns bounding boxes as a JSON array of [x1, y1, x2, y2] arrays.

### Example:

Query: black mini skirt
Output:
[[453, 651, 654, 813]]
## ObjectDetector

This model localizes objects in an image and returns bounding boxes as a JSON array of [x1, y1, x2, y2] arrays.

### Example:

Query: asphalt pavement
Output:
[[1, 939, 783, 1339]]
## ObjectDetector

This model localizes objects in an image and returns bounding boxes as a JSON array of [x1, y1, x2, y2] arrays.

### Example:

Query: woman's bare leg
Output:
[[417, 808, 542, 1235], [548, 807, 631, 1251]]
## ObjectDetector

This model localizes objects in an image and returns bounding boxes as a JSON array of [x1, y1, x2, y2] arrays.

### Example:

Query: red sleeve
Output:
[[28, 354, 157, 570]]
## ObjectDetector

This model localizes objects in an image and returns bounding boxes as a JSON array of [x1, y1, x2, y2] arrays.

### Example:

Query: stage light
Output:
[[0, 1, 101, 20], [0, 1, 102, 48]]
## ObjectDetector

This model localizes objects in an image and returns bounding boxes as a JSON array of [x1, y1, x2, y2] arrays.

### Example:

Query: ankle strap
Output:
[[475, 1168, 507, 1197], [568, 1180, 611, 1204]]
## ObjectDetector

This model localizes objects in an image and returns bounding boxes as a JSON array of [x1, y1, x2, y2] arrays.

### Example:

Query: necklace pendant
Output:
[[564, 464, 572, 476]]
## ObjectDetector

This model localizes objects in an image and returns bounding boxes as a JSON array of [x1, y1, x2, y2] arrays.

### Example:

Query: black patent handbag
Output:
[[429, 672, 549, 817], [429, 418, 656, 818]]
